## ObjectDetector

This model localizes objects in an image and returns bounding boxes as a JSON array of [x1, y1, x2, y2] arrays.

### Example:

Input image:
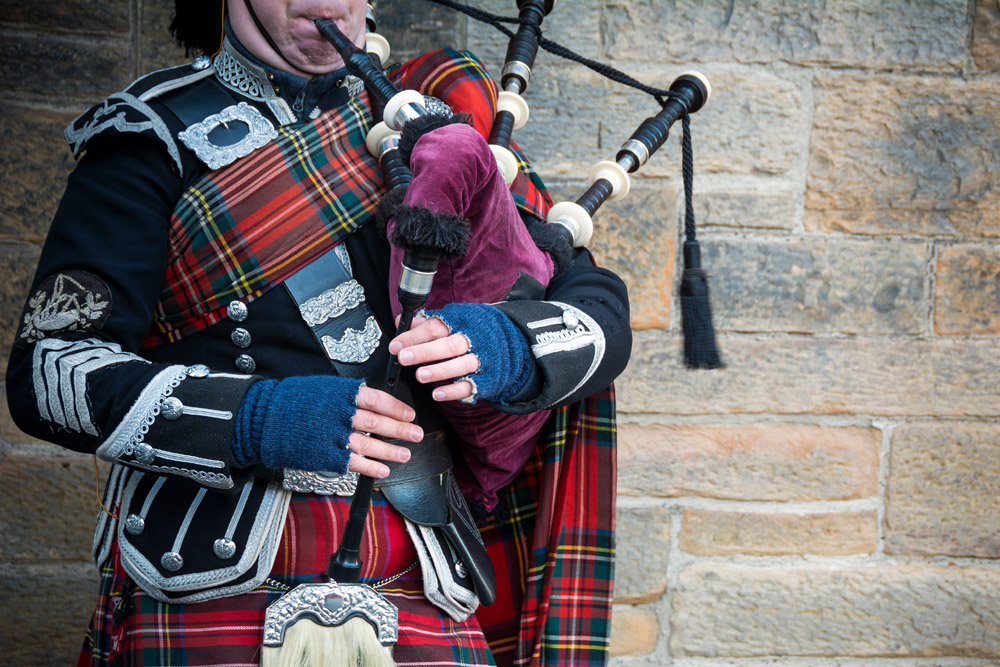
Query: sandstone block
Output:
[[886, 422, 1000, 558], [465, 0, 601, 66], [618, 332, 1000, 417], [671, 563, 1000, 657], [696, 191, 798, 231], [470, 0, 967, 69], [603, 0, 967, 69], [609, 607, 659, 658], [935, 245, 1000, 335], [0, 562, 98, 665], [501, 68, 801, 180], [0, 242, 42, 377], [0, 106, 77, 241], [0, 31, 131, 99], [572, 180, 677, 331], [806, 75, 1000, 237], [618, 423, 878, 501], [704, 237, 928, 334], [1, 2, 129, 34], [614, 506, 670, 604], [680, 509, 877, 556], [0, 447, 107, 562], [974, 0, 1000, 70]]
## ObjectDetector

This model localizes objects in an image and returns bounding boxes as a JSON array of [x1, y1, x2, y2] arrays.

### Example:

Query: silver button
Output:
[[562, 310, 580, 328], [161, 551, 184, 572], [133, 443, 155, 465], [192, 55, 212, 71], [227, 300, 249, 323], [125, 514, 145, 535], [231, 328, 252, 348], [235, 354, 256, 373], [213, 538, 237, 559], [188, 364, 210, 378], [161, 397, 184, 420]]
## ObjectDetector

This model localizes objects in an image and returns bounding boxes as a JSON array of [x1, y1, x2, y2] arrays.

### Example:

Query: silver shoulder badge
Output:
[[178, 102, 278, 170]]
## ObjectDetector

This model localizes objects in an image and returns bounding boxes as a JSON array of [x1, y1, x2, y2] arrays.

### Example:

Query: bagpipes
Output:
[[263, 2, 720, 665]]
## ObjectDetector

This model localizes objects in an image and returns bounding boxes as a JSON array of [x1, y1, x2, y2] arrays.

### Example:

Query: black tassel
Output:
[[680, 242, 722, 369], [679, 115, 723, 369]]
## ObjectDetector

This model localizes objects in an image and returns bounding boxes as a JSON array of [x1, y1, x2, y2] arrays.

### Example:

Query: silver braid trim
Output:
[[95, 365, 233, 488], [118, 475, 292, 603], [533, 302, 606, 405], [214, 39, 273, 101], [32, 338, 149, 437]]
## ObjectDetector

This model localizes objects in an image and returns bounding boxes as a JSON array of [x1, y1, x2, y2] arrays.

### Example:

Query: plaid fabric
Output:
[[78, 392, 616, 666], [78, 494, 497, 666], [143, 49, 551, 347], [477, 387, 617, 667]]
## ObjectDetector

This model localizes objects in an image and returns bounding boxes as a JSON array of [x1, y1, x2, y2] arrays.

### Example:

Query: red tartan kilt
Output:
[[78, 492, 496, 667]]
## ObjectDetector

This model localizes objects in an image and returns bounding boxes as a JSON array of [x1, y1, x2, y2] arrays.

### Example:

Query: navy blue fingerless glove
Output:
[[420, 303, 541, 404], [230, 375, 362, 473]]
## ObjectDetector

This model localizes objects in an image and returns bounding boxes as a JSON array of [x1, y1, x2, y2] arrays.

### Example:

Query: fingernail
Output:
[[404, 407, 415, 421], [409, 426, 423, 441], [433, 389, 446, 401], [389, 341, 401, 354], [416, 368, 430, 381], [378, 466, 391, 478], [399, 350, 413, 364], [399, 448, 411, 462]]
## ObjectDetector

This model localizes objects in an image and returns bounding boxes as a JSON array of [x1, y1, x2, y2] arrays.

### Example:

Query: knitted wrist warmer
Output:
[[420, 303, 537, 404], [231, 375, 362, 473]]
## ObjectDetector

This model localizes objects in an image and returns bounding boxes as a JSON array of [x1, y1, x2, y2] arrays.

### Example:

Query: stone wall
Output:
[[1, 1, 998, 665]]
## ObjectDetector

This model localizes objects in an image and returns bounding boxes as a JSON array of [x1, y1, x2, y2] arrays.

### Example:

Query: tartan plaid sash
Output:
[[143, 49, 551, 347], [478, 387, 617, 666], [144, 95, 382, 346]]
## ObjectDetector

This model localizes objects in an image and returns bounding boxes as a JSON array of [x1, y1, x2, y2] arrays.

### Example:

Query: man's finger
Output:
[[389, 317, 450, 354], [397, 333, 471, 367], [430, 380, 475, 402], [348, 432, 411, 465], [352, 409, 423, 442], [355, 386, 415, 422], [346, 452, 390, 479], [413, 353, 480, 384]]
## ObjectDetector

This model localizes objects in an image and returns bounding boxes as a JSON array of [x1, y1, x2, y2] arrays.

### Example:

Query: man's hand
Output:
[[389, 303, 537, 405], [389, 313, 480, 402], [347, 385, 421, 478]]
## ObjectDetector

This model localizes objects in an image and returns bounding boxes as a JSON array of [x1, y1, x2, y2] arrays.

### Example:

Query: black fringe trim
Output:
[[375, 185, 407, 236], [390, 204, 470, 259], [523, 213, 575, 276]]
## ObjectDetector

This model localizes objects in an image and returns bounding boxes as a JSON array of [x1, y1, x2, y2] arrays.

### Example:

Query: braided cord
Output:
[[682, 114, 695, 242], [421, 0, 675, 106]]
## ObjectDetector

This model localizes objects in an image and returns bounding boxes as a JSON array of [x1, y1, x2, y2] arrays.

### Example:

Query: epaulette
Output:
[[64, 56, 217, 175]]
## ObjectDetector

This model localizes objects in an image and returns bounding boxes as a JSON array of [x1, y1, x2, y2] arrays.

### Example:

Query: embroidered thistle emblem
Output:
[[18, 272, 111, 344]]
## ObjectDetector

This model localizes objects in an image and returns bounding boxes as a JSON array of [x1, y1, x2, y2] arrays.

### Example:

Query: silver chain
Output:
[[373, 561, 418, 589], [264, 561, 418, 593]]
